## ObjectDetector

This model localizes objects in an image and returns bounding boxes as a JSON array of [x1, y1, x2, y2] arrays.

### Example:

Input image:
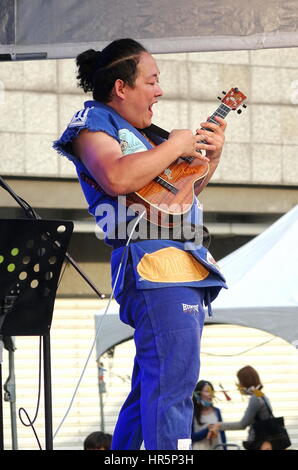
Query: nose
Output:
[[155, 82, 163, 97]]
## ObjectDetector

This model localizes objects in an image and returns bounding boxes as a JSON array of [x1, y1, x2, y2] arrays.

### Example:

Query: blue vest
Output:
[[53, 101, 227, 304]]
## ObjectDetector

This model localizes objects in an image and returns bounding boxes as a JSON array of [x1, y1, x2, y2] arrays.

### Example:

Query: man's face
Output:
[[122, 52, 163, 128]]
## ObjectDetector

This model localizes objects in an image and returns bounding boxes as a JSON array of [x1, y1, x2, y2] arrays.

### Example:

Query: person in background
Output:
[[209, 366, 273, 450], [83, 431, 112, 450], [192, 380, 226, 450], [259, 440, 273, 450]]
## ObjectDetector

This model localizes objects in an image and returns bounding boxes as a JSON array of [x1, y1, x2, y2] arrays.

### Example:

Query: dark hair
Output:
[[83, 431, 112, 450], [193, 380, 214, 425], [237, 366, 263, 390], [76, 38, 147, 103]]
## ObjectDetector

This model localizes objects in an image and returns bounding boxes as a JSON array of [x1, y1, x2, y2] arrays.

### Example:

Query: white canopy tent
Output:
[[208, 204, 298, 345], [1, 0, 298, 60], [95, 206, 298, 357], [213, 205, 298, 309]]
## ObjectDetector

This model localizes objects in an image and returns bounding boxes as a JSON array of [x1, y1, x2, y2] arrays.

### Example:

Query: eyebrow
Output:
[[147, 72, 160, 80]]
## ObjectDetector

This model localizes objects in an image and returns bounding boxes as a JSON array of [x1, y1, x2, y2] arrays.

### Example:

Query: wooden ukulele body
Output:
[[126, 159, 209, 227]]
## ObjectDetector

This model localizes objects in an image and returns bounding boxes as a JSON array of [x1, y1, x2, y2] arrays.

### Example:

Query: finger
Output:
[[205, 116, 227, 130], [199, 122, 221, 133], [214, 116, 227, 128], [201, 135, 224, 148], [194, 149, 210, 162], [196, 133, 216, 144], [197, 141, 216, 152], [196, 129, 221, 140], [196, 131, 212, 140], [199, 117, 227, 132], [196, 129, 213, 137], [203, 116, 226, 128]]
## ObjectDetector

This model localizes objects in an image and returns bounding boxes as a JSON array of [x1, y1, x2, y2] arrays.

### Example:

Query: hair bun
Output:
[[76, 48, 100, 93]]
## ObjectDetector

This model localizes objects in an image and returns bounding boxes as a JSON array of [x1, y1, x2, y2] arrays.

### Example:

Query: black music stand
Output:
[[0, 218, 73, 449]]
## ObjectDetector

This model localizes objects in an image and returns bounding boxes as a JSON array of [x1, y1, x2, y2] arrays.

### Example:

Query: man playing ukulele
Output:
[[54, 38, 227, 450]]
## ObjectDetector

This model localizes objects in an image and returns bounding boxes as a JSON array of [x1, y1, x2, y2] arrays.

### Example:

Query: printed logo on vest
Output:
[[118, 128, 147, 155], [120, 139, 129, 153], [182, 303, 199, 314], [69, 107, 92, 128]]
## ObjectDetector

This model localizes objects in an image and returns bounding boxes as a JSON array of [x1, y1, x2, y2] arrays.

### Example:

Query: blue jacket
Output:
[[53, 100, 227, 305]]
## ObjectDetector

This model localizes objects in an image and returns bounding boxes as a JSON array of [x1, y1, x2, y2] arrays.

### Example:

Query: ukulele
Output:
[[126, 87, 247, 227]]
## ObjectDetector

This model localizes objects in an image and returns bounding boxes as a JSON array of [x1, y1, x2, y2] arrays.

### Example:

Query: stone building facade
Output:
[[1, 48, 298, 295]]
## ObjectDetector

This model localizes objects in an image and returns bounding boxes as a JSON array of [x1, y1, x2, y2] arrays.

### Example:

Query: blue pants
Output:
[[111, 264, 205, 450]]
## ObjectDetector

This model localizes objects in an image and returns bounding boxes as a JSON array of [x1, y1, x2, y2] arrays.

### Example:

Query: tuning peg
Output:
[[217, 96, 222, 100], [222, 91, 226, 95], [237, 109, 242, 114], [243, 104, 247, 108]]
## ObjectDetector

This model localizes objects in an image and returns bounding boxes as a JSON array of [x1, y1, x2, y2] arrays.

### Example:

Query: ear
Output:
[[113, 79, 126, 99]]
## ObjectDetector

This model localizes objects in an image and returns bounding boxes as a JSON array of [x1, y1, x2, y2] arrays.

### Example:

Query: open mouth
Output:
[[149, 102, 157, 114]]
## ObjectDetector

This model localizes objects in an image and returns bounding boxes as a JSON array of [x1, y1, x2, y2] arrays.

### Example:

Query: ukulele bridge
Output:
[[154, 176, 179, 195]]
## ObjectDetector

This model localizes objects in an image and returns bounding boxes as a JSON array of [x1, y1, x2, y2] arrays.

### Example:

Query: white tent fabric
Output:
[[208, 205, 298, 346], [213, 204, 298, 309], [1, 0, 298, 60], [95, 206, 298, 357]]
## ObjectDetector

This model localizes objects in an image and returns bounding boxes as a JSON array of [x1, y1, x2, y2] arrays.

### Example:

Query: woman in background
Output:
[[192, 380, 226, 450], [209, 366, 274, 450]]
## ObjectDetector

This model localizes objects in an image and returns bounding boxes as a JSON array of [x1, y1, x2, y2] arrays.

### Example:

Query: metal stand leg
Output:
[[3, 337, 18, 450], [97, 361, 106, 432], [43, 334, 53, 450], [0, 359, 4, 450], [7, 347, 18, 450]]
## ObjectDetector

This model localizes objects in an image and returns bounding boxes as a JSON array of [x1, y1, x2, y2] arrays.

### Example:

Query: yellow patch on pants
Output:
[[137, 247, 209, 282]]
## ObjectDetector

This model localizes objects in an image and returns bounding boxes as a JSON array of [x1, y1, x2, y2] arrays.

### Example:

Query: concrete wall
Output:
[[1, 48, 298, 186], [155, 48, 298, 186]]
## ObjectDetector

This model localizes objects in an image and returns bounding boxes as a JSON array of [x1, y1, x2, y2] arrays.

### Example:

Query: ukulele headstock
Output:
[[219, 87, 247, 114]]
